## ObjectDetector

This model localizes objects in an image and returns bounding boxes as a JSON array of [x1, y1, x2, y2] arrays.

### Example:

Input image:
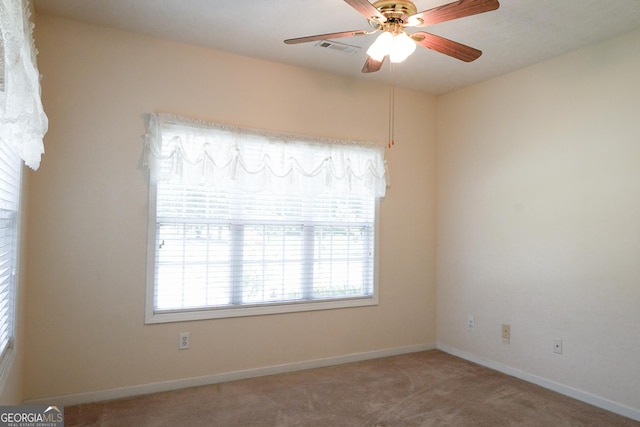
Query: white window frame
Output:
[[145, 186, 380, 324]]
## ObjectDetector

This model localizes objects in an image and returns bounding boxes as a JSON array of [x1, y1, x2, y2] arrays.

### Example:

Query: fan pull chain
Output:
[[388, 63, 396, 149]]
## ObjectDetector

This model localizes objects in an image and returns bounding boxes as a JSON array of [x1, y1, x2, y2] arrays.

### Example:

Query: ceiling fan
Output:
[[284, 0, 500, 73]]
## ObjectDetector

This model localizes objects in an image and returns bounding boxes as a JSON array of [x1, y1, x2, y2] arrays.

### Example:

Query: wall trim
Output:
[[437, 342, 640, 422], [24, 342, 436, 407]]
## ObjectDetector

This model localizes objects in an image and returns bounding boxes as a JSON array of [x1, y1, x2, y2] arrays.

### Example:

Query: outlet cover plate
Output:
[[501, 324, 510, 339], [553, 338, 563, 354], [179, 332, 190, 350], [502, 324, 511, 344]]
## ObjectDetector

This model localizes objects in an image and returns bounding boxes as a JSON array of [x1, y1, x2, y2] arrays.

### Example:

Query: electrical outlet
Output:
[[501, 324, 510, 339], [468, 315, 475, 330], [553, 338, 563, 354], [179, 332, 190, 350], [502, 324, 510, 344]]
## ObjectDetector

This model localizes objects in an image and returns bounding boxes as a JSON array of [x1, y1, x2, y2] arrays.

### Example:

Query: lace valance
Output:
[[144, 113, 389, 198], [0, 0, 48, 170]]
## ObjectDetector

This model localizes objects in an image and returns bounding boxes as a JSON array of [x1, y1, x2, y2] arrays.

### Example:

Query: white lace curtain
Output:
[[144, 113, 389, 198], [0, 0, 47, 170]]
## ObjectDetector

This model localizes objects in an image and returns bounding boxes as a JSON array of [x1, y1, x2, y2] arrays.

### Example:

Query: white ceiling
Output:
[[33, 0, 640, 95]]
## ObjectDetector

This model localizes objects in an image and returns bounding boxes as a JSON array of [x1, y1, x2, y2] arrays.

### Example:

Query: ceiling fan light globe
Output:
[[389, 31, 416, 63], [366, 31, 393, 62]]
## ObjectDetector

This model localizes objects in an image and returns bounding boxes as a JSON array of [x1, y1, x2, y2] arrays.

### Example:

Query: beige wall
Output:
[[437, 29, 640, 412], [26, 15, 437, 400]]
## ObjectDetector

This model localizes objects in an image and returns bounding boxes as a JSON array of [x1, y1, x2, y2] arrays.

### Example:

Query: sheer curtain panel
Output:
[[0, 0, 48, 170]]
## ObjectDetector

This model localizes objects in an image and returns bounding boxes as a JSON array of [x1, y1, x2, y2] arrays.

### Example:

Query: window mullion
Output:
[[261, 225, 266, 302], [205, 223, 210, 305], [364, 225, 372, 295], [226, 191, 241, 305], [181, 224, 187, 308], [302, 195, 314, 301]]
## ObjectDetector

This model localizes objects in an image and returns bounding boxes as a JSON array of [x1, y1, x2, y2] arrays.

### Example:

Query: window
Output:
[[144, 114, 388, 323], [0, 0, 47, 387], [0, 138, 21, 374]]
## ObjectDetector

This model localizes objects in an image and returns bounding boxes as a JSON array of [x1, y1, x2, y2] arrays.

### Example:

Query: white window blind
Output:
[[144, 114, 388, 323], [0, 138, 21, 369]]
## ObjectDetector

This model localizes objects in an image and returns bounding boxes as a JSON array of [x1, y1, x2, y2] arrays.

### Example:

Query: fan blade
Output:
[[285, 30, 368, 44], [343, 0, 387, 22], [412, 32, 482, 62], [362, 56, 385, 73], [408, 0, 499, 27]]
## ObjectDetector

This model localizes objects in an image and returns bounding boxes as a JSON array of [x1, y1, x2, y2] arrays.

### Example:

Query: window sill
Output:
[[145, 296, 378, 324]]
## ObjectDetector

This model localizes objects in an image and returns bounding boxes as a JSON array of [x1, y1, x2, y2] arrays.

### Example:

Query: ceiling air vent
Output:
[[315, 40, 360, 55]]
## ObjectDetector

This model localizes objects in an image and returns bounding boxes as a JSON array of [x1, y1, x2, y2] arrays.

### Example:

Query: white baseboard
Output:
[[24, 342, 436, 407], [437, 342, 640, 422]]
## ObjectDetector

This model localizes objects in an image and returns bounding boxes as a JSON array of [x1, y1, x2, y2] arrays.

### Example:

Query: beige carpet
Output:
[[65, 350, 639, 426]]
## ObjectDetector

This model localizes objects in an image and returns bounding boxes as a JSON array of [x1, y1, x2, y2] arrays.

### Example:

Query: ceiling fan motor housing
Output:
[[372, 0, 418, 23]]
